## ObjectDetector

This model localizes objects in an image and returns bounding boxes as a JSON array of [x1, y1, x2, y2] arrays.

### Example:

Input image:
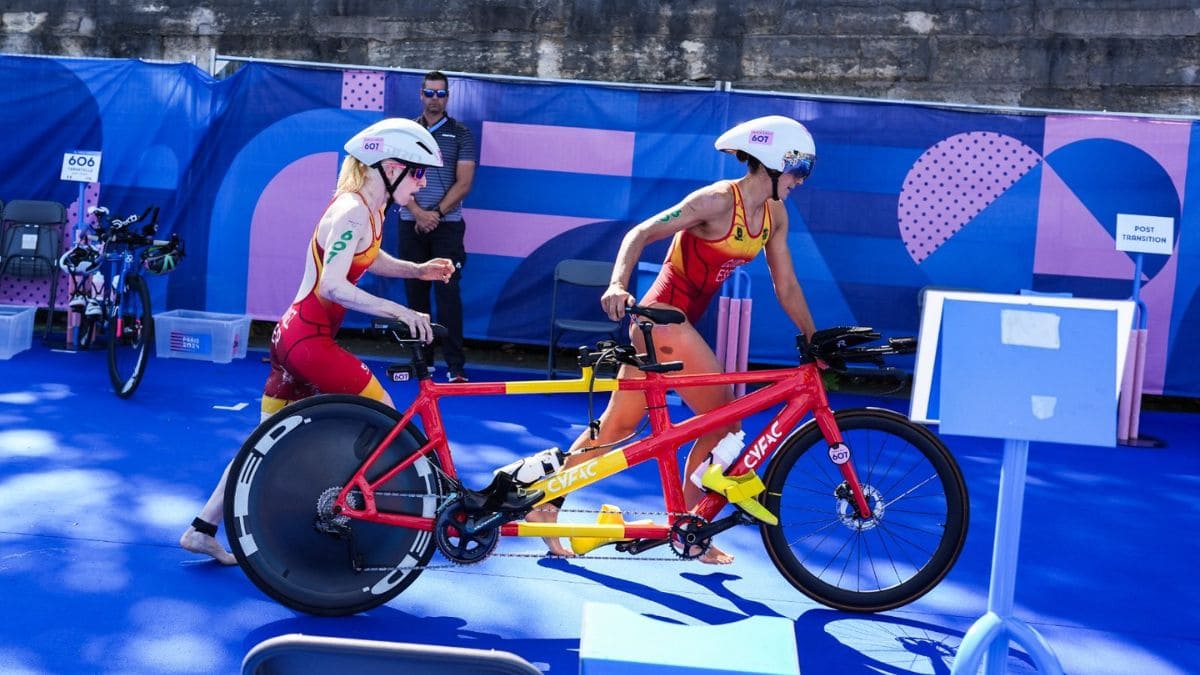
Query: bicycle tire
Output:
[[107, 274, 153, 398], [225, 394, 444, 617], [760, 408, 968, 612]]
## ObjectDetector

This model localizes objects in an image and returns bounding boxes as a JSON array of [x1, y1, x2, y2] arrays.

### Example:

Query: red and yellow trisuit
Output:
[[263, 193, 387, 414], [643, 182, 771, 322]]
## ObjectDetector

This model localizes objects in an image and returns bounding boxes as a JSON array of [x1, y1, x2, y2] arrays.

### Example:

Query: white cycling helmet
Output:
[[344, 118, 443, 205], [716, 115, 816, 199], [344, 117, 443, 169], [59, 244, 100, 275]]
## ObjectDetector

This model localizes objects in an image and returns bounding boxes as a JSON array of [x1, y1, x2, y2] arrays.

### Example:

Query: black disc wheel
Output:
[[107, 274, 153, 398], [761, 408, 969, 612], [225, 395, 444, 616]]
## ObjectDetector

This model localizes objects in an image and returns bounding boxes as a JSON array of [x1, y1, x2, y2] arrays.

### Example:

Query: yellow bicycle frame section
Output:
[[501, 367, 618, 394], [524, 447, 629, 504]]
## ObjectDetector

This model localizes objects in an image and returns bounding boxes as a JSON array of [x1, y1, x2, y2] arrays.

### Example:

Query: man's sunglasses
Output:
[[421, 88, 449, 98]]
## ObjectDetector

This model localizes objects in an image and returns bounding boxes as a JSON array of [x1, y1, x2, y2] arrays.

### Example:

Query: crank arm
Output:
[[616, 511, 754, 555]]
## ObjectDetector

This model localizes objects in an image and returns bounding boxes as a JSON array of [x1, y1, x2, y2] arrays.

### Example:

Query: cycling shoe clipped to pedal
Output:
[[461, 471, 544, 515]]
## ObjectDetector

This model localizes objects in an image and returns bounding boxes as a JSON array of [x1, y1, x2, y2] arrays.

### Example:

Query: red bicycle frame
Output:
[[333, 361, 872, 539]]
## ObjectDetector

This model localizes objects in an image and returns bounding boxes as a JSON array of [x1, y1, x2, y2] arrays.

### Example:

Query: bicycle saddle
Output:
[[627, 304, 686, 324]]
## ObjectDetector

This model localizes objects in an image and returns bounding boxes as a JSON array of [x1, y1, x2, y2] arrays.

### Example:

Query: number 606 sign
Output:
[[61, 150, 102, 183]]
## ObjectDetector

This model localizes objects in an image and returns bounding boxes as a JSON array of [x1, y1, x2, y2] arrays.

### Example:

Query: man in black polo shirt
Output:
[[398, 70, 478, 382]]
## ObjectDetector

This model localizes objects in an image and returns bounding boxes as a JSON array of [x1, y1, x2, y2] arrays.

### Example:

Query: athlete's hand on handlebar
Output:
[[393, 305, 434, 344], [600, 283, 634, 322]]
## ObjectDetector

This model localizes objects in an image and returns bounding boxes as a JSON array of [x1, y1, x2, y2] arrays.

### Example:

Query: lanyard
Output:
[[423, 116, 448, 134]]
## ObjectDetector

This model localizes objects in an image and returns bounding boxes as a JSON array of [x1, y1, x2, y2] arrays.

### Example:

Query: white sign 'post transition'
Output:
[[1114, 213, 1173, 448], [1115, 214, 1173, 256]]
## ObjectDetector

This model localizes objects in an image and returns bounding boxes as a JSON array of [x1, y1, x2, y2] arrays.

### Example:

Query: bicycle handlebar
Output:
[[800, 326, 916, 369], [376, 309, 911, 377], [88, 205, 161, 247], [373, 319, 449, 342]]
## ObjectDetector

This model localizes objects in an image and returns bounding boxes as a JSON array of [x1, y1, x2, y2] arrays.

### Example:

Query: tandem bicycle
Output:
[[225, 305, 969, 616]]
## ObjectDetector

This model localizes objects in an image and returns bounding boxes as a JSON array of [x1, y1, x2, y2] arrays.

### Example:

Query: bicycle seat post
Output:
[[406, 341, 432, 380], [636, 320, 658, 366]]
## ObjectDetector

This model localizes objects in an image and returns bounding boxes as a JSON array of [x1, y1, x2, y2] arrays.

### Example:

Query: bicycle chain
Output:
[[373, 489, 694, 519], [350, 491, 702, 571]]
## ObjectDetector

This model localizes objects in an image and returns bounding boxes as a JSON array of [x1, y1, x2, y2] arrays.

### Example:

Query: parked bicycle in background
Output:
[[58, 205, 185, 398]]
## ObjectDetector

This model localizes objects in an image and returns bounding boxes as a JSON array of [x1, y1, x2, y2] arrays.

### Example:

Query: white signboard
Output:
[[1116, 213, 1174, 255], [61, 150, 102, 183], [910, 290, 1135, 427]]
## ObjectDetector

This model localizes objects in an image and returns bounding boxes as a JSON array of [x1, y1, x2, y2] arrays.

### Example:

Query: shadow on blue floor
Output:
[[1, 341, 1199, 674]]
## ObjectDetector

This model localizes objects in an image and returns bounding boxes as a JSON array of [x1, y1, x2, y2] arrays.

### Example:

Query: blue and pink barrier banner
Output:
[[0, 54, 1197, 398]]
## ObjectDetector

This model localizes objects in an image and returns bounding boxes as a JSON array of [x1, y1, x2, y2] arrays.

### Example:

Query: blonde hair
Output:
[[334, 156, 370, 196]]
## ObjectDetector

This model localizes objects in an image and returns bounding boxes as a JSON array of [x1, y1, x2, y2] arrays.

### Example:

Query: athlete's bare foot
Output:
[[525, 506, 576, 558], [180, 527, 237, 565], [698, 543, 735, 565]]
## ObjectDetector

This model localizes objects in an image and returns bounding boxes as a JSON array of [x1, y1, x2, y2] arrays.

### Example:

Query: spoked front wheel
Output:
[[107, 274, 153, 398], [761, 408, 969, 612], [225, 395, 444, 616]]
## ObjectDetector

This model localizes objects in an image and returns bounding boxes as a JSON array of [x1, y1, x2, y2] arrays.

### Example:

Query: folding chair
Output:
[[547, 258, 633, 378], [0, 200, 68, 338]]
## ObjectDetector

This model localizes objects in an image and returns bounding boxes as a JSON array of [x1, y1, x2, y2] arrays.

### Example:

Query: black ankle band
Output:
[[548, 496, 566, 508], [191, 517, 218, 537]]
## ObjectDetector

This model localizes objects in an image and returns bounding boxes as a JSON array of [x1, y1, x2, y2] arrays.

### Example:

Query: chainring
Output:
[[668, 514, 711, 560], [434, 498, 500, 564]]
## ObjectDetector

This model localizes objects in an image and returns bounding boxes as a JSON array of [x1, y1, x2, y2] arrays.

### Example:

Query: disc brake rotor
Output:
[[836, 483, 885, 531]]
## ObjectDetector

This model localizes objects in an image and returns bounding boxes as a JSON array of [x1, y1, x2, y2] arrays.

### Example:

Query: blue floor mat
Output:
[[1, 341, 1198, 674]]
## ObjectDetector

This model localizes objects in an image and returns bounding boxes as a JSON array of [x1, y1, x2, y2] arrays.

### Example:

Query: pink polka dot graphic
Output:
[[65, 181, 102, 234], [341, 71, 385, 111], [898, 132, 1041, 264]]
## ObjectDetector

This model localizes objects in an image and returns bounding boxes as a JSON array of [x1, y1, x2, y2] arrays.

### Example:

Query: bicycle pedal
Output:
[[700, 466, 778, 526]]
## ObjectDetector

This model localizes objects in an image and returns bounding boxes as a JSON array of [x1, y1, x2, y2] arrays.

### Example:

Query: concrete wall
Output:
[[2, 1, 1198, 115]]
